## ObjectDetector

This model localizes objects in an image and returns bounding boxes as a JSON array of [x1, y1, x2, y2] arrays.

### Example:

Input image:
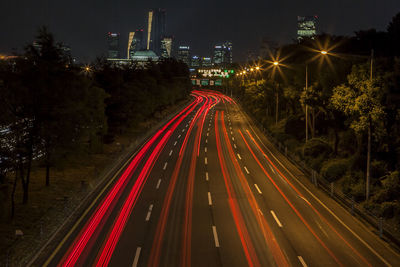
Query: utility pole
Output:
[[366, 49, 374, 200], [305, 64, 308, 142]]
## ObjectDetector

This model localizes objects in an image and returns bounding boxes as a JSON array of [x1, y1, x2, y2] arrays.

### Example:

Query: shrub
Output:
[[303, 138, 332, 158], [321, 158, 350, 182], [285, 114, 305, 140]]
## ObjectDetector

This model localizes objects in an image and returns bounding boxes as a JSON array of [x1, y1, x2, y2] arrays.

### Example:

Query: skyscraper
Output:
[[128, 29, 145, 59], [107, 32, 120, 59], [190, 55, 201, 68], [160, 36, 173, 58], [147, 8, 166, 56], [213, 45, 224, 65], [213, 41, 233, 66], [177, 45, 190, 66], [224, 41, 233, 64], [297, 16, 318, 41]]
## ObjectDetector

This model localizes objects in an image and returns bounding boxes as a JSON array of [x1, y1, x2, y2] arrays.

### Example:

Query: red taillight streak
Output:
[[215, 111, 260, 267], [59, 99, 198, 266], [220, 112, 288, 267], [95, 131, 171, 267], [244, 130, 372, 267], [239, 130, 344, 266], [148, 96, 208, 267]]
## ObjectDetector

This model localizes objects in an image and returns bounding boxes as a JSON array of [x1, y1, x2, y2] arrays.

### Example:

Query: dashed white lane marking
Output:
[[186, 124, 188, 127], [145, 204, 154, 221], [208, 127, 210, 131], [132, 247, 141, 267], [169, 150, 173, 156], [237, 153, 242, 160], [298, 256, 308, 267], [206, 139, 208, 143], [156, 179, 162, 189], [174, 141, 177, 146], [212, 226, 220, 247], [207, 132, 209, 136], [178, 134, 181, 138], [270, 210, 282, 227], [231, 131, 233, 135], [208, 192, 212, 205], [230, 126, 232, 130], [254, 184, 262, 194], [232, 137, 235, 141], [244, 166, 250, 174], [205, 157, 208, 165], [182, 129, 185, 132], [163, 162, 168, 170], [234, 144, 237, 149], [206, 172, 209, 181], [205, 147, 207, 153]]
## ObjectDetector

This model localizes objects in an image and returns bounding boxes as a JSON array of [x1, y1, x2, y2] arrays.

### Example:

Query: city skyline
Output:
[[1, 1, 400, 62]]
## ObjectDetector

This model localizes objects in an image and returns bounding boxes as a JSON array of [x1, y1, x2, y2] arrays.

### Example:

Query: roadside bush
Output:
[[285, 114, 305, 140], [321, 158, 350, 182], [303, 138, 333, 171]]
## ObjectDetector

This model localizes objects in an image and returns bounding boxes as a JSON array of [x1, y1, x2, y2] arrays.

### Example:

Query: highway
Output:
[[32, 90, 400, 266]]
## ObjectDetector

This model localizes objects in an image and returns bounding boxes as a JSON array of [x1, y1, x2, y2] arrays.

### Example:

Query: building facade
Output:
[[147, 8, 166, 56], [177, 45, 190, 66], [297, 16, 318, 41], [160, 36, 173, 58], [213, 41, 233, 66], [107, 32, 120, 59], [128, 29, 145, 59], [190, 55, 201, 68]]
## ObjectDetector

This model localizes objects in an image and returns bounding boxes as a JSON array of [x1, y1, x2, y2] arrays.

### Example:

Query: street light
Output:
[[320, 50, 328, 55], [255, 66, 260, 70], [273, 61, 279, 66]]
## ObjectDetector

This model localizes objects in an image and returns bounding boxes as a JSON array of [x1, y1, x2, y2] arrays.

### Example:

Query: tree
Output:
[[387, 12, 400, 56], [331, 63, 386, 200]]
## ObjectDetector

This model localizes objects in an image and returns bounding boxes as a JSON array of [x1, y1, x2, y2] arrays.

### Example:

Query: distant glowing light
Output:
[[320, 50, 328, 55], [255, 66, 260, 70], [273, 61, 279, 66]]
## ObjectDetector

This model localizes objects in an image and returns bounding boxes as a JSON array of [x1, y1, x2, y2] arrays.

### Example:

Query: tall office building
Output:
[[160, 36, 173, 58], [190, 55, 201, 68], [213, 41, 233, 66], [107, 32, 120, 59], [224, 41, 233, 64], [128, 29, 145, 59], [202, 57, 212, 67], [147, 8, 166, 55], [177, 45, 190, 66], [213, 45, 224, 65], [297, 16, 318, 41]]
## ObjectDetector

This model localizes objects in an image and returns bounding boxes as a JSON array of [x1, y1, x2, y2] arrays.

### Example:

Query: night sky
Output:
[[1, 0, 400, 62]]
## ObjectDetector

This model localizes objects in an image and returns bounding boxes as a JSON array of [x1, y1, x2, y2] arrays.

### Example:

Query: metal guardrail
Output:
[[241, 107, 400, 249]]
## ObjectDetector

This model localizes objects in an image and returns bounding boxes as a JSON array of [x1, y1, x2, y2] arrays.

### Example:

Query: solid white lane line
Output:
[[163, 162, 168, 170], [205, 147, 207, 153], [145, 204, 154, 221], [237, 153, 242, 160], [212, 226, 220, 247], [208, 192, 212, 205], [132, 247, 141, 267], [174, 141, 177, 146], [234, 144, 237, 149], [169, 150, 173, 156], [156, 179, 162, 189], [270, 210, 283, 227], [205, 157, 208, 165], [298, 256, 308, 267], [254, 184, 262, 194], [178, 134, 181, 138], [244, 166, 250, 174], [206, 172, 209, 181]]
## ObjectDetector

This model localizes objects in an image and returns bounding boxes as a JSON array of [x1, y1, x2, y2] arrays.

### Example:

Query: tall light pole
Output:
[[366, 48, 374, 200], [305, 64, 308, 142], [273, 61, 280, 125]]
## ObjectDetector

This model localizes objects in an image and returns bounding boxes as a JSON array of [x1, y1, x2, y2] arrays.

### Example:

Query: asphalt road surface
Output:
[[31, 90, 400, 267]]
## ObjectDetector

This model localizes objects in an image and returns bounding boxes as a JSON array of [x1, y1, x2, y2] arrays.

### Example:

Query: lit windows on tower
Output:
[[107, 32, 120, 59], [177, 45, 190, 66], [297, 16, 318, 41], [161, 36, 173, 58]]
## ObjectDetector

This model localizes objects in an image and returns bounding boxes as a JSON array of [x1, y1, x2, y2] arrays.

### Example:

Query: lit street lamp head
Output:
[[320, 50, 328, 55], [273, 61, 279, 66]]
